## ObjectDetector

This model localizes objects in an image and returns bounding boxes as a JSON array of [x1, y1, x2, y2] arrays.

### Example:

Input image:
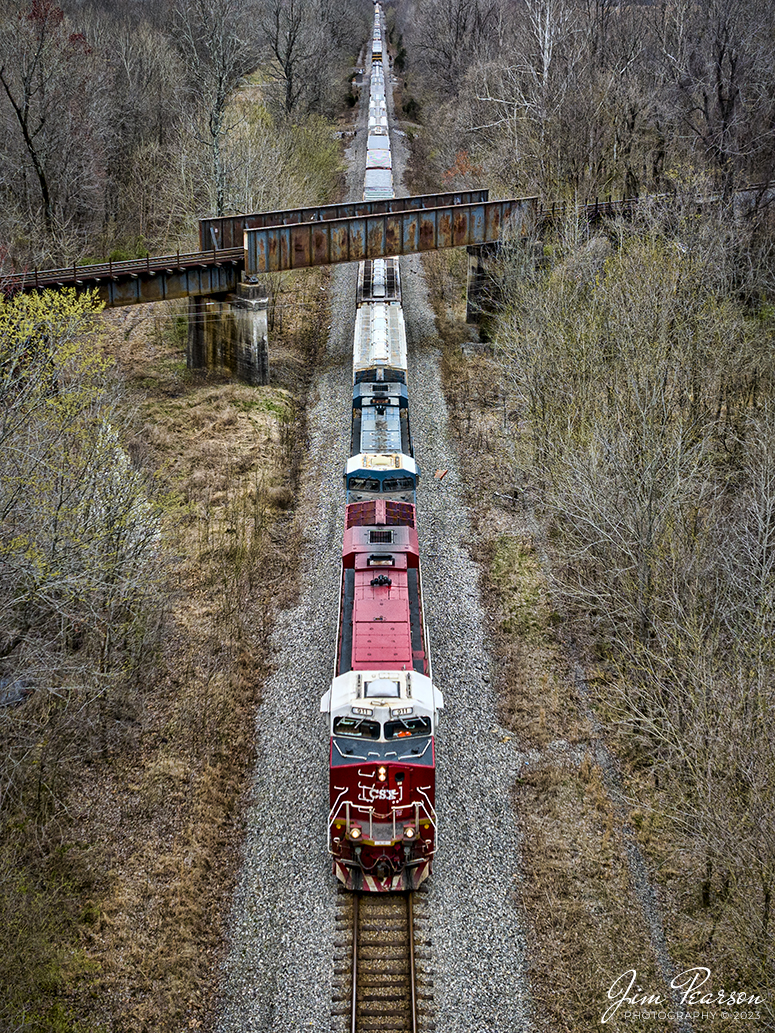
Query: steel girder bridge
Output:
[[3, 184, 771, 309], [3, 190, 510, 307]]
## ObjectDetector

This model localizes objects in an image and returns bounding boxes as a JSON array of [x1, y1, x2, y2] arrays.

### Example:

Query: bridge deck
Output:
[[4, 184, 771, 308]]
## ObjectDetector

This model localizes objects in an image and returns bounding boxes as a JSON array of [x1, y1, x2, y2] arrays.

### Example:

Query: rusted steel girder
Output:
[[244, 197, 538, 274], [200, 190, 490, 250], [4, 194, 538, 308], [4, 251, 242, 308]]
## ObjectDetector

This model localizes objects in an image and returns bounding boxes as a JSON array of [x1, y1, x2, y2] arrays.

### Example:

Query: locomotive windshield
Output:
[[347, 475, 415, 493], [333, 716, 380, 739], [384, 716, 432, 739], [348, 477, 381, 492], [382, 477, 415, 492]]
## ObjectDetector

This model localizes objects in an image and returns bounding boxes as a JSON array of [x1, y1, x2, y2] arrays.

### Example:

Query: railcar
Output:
[[324, 5, 440, 894], [321, 500, 443, 892], [369, 98, 387, 120], [358, 258, 401, 304], [367, 116, 389, 136], [353, 301, 406, 381], [345, 453, 418, 503], [366, 149, 392, 172], [367, 125, 389, 147], [363, 168, 393, 201]]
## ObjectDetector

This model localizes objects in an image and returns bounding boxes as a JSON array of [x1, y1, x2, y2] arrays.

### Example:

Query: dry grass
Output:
[[422, 249, 680, 1031], [516, 758, 667, 1033], [32, 272, 329, 1031]]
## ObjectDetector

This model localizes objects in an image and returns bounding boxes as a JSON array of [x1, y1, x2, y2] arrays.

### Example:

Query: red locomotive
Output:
[[320, 500, 443, 892]]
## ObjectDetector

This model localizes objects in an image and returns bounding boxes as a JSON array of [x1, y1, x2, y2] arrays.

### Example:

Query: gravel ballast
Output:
[[214, 52, 533, 1033]]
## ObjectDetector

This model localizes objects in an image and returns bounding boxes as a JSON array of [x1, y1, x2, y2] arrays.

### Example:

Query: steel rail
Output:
[[407, 892, 418, 1033], [349, 891, 418, 1033], [351, 893, 360, 1033]]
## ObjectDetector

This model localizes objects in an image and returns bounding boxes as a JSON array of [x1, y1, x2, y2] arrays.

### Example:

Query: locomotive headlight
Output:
[[349, 825, 362, 841], [377, 765, 388, 782], [403, 825, 416, 840]]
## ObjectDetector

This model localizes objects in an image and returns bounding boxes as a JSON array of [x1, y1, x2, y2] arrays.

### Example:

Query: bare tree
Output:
[[652, 0, 775, 196], [0, 0, 103, 238], [173, 0, 259, 216], [493, 221, 775, 986], [404, 0, 504, 98], [257, 0, 320, 116], [0, 288, 163, 816]]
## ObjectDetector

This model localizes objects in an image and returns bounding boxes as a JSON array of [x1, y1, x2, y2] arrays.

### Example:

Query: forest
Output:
[[395, 0, 775, 1023], [0, 0, 368, 268], [1, 0, 775, 1028]]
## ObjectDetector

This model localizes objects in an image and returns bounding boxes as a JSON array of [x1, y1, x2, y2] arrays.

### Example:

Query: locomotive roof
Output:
[[345, 453, 417, 475], [321, 670, 443, 719]]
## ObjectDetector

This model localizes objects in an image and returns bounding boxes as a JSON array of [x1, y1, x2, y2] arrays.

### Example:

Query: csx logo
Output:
[[358, 782, 400, 802], [369, 787, 398, 801]]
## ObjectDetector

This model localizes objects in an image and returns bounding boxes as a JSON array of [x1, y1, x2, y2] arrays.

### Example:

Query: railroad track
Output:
[[332, 891, 435, 1033]]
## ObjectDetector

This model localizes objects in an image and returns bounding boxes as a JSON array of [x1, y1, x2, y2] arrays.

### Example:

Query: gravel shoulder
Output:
[[215, 57, 532, 1033]]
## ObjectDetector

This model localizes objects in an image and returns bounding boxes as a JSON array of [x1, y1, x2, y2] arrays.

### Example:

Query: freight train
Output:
[[319, 5, 443, 893]]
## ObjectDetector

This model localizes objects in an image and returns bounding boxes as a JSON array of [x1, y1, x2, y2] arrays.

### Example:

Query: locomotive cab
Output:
[[345, 453, 418, 503], [321, 670, 443, 892]]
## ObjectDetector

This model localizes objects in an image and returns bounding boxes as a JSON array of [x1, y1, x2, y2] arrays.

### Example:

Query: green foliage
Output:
[[0, 288, 164, 816], [77, 239, 150, 265], [0, 841, 102, 1033]]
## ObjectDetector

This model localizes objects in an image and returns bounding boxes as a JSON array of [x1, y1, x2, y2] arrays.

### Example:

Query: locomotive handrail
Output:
[[328, 798, 437, 855]]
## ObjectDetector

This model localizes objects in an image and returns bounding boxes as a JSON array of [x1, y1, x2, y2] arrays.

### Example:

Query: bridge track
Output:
[[6, 180, 772, 305]]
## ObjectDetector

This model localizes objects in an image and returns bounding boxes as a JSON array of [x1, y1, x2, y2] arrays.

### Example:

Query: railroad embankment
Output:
[[0, 273, 328, 1031], [77, 292, 324, 1030]]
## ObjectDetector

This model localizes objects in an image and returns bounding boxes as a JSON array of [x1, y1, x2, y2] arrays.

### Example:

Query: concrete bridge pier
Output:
[[187, 281, 270, 384], [465, 243, 498, 324]]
